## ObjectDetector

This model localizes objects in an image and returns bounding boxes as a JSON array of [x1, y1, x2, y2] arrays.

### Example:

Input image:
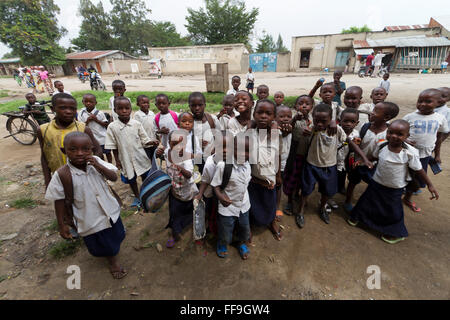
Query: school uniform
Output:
[[134, 109, 156, 124], [283, 116, 312, 196], [226, 88, 238, 95], [109, 96, 131, 121], [201, 155, 220, 234], [332, 81, 346, 106], [351, 143, 422, 238], [301, 126, 347, 197], [319, 101, 344, 121], [435, 104, 450, 128], [348, 126, 386, 185], [219, 114, 234, 131], [193, 115, 221, 169], [355, 103, 374, 132], [79, 107, 109, 154], [246, 72, 255, 90], [403, 111, 449, 187], [337, 129, 359, 190], [45, 157, 125, 257], [105, 119, 152, 183], [248, 129, 281, 226], [211, 160, 251, 245], [165, 150, 199, 235], [134, 110, 158, 159], [379, 79, 390, 93], [227, 116, 248, 136], [153, 111, 179, 149]]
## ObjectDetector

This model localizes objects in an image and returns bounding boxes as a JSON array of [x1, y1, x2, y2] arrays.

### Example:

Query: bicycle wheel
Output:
[[6, 117, 38, 145]]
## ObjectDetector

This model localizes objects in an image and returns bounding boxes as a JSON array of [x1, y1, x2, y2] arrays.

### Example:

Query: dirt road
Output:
[[0, 73, 449, 300]]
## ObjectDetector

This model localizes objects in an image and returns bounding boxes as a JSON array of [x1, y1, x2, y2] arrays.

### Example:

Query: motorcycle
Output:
[[89, 72, 106, 91], [377, 64, 389, 77], [78, 71, 89, 83], [358, 65, 374, 78]]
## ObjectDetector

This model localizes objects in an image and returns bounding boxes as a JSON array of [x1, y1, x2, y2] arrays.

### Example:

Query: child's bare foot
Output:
[[269, 220, 283, 241], [108, 257, 128, 279]]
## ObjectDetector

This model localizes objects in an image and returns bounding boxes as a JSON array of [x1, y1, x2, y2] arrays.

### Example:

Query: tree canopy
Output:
[[341, 25, 372, 34], [185, 0, 258, 46], [256, 32, 276, 53], [0, 0, 67, 65]]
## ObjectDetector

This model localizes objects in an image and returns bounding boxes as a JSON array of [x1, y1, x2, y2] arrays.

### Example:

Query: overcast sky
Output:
[[0, 0, 448, 57]]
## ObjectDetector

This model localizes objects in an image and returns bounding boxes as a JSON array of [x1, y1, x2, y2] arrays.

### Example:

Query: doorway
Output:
[[335, 50, 350, 68], [300, 50, 311, 68]]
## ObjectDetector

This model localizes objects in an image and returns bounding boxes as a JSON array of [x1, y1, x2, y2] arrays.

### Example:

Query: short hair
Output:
[[372, 87, 387, 95], [345, 86, 363, 97], [389, 119, 410, 131], [114, 96, 131, 108], [333, 70, 343, 76], [277, 104, 291, 114], [294, 94, 314, 106], [136, 94, 149, 105], [320, 82, 336, 92], [63, 131, 91, 147], [255, 98, 276, 115], [223, 94, 235, 104], [25, 92, 35, 98], [313, 103, 332, 117], [52, 93, 76, 107], [231, 75, 241, 81], [82, 93, 96, 101], [380, 101, 399, 120], [274, 91, 285, 97], [257, 84, 269, 91], [112, 79, 125, 88], [236, 90, 254, 102], [420, 88, 442, 98], [383, 73, 390, 77], [54, 80, 62, 86], [155, 93, 169, 103], [340, 108, 359, 120], [178, 111, 193, 122], [188, 91, 206, 104]]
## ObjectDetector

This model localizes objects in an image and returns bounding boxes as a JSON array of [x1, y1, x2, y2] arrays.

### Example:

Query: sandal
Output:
[[283, 202, 293, 216], [110, 267, 128, 279], [269, 224, 283, 241], [216, 243, 228, 258], [275, 210, 283, 222], [166, 237, 175, 248], [347, 218, 358, 227], [381, 235, 405, 244], [403, 199, 421, 213], [130, 197, 141, 209], [238, 243, 250, 260]]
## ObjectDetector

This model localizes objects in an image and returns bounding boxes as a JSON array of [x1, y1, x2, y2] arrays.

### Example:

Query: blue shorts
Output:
[[301, 162, 338, 197], [348, 165, 375, 185], [120, 170, 150, 185], [101, 145, 111, 155], [418, 156, 431, 188]]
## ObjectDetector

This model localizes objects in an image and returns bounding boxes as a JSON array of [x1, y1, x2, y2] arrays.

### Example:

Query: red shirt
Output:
[[365, 55, 374, 66]]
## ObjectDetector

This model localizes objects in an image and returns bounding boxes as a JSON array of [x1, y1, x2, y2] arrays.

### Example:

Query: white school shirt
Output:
[[372, 144, 422, 189], [133, 109, 157, 142], [211, 160, 251, 217], [109, 96, 131, 121], [185, 131, 203, 158], [153, 112, 179, 149], [219, 114, 234, 130], [44, 157, 121, 237], [379, 79, 390, 93], [227, 117, 248, 136], [165, 149, 198, 201], [434, 104, 450, 130], [201, 155, 219, 198], [193, 115, 221, 153], [134, 109, 156, 125], [355, 127, 387, 162], [403, 111, 449, 158], [307, 126, 347, 168], [246, 72, 255, 82], [105, 119, 152, 179], [52, 90, 72, 96], [318, 101, 343, 121], [249, 129, 282, 184], [78, 107, 108, 145], [355, 103, 374, 132], [280, 133, 292, 172], [226, 88, 237, 95], [337, 129, 359, 171]]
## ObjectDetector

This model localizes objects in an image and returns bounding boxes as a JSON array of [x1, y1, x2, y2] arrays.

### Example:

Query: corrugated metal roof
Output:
[[353, 40, 370, 48], [366, 35, 450, 48], [354, 49, 374, 56], [66, 50, 136, 60], [384, 24, 429, 31], [0, 57, 20, 63]]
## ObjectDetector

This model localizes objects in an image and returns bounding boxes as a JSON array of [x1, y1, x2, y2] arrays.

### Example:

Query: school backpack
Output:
[[57, 164, 123, 229], [155, 110, 178, 129], [359, 122, 371, 141], [139, 153, 172, 213]]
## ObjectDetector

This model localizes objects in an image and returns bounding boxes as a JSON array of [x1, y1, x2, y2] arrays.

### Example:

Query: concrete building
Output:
[[64, 50, 143, 75], [0, 58, 21, 75], [147, 43, 249, 74], [290, 17, 450, 72]]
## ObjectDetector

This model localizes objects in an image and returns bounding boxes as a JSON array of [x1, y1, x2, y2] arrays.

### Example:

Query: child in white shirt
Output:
[[134, 95, 158, 159], [217, 95, 236, 130], [109, 80, 131, 121], [379, 73, 390, 93], [246, 67, 255, 94], [45, 132, 127, 279], [434, 87, 450, 163], [153, 94, 179, 154], [226, 76, 241, 95]]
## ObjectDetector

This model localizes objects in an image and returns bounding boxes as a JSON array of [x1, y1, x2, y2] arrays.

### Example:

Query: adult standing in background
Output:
[[373, 51, 386, 77], [39, 66, 54, 95], [364, 52, 374, 76]]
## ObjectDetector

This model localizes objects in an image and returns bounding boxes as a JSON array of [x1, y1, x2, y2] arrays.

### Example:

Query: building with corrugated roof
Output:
[[290, 16, 450, 72], [0, 57, 21, 75]]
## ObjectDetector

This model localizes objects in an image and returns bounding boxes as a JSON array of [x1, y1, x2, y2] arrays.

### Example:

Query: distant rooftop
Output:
[[66, 50, 136, 60], [383, 24, 429, 31]]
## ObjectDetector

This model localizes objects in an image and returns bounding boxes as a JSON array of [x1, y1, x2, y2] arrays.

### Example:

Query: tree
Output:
[[185, 0, 259, 46], [147, 22, 191, 48], [341, 25, 372, 34], [276, 34, 288, 53], [0, 0, 67, 65], [2, 52, 17, 59], [256, 31, 276, 53], [71, 0, 114, 51]]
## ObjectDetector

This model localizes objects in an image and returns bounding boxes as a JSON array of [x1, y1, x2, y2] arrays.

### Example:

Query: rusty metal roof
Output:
[[383, 24, 429, 31], [353, 36, 450, 48]]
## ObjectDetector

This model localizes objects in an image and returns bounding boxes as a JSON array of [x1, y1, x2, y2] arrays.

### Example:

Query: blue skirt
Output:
[[248, 181, 277, 226], [166, 192, 193, 235], [83, 217, 126, 257], [350, 180, 408, 237]]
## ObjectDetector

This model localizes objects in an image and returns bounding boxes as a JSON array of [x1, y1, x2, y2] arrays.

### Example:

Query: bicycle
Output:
[[2, 101, 54, 145]]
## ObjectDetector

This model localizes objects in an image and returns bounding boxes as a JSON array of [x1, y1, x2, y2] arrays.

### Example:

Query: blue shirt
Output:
[[333, 81, 346, 106]]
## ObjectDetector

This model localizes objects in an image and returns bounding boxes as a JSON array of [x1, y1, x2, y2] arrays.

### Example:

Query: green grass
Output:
[[0, 274, 7, 283], [48, 239, 82, 259], [120, 210, 135, 219], [11, 198, 37, 209], [0, 90, 8, 98], [0, 90, 302, 114], [45, 219, 59, 232]]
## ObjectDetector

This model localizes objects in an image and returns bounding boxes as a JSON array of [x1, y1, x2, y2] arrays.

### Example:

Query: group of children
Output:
[[37, 74, 449, 279]]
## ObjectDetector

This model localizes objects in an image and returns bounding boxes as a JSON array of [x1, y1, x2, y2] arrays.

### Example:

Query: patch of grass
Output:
[[0, 90, 8, 98], [48, 239, 82, 259], [0, 275, 7, 283], [126, 220, 136, 229], [11, 198, 37, 209], [120, 210, 135, 219], [139, 230, 150, 242], [45, 219, 59, 232]]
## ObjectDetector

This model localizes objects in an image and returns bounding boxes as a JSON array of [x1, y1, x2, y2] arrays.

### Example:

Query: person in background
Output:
[[108, 80, 130, 121], [434, 87, 450, 163], [226, 76, 241, 96], [274, 91, 285, 107], [373, 51, 386, 77], [332, 71, 346, 106], [246, 67, 255, 94], [24, 93, 50, 125], [39, 66, 54, 95], [53, 80, 71, 96], [365, 52, 374, 76], [379, 73, 390, 93]]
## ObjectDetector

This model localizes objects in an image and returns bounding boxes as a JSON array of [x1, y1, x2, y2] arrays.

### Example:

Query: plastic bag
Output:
[[193, 198, 206, 240]]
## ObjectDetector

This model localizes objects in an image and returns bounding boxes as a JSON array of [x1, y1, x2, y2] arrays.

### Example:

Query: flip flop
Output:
[[381, 235, 405, 244], [130, 197, 141, 209], [283, 203, 293, 216], [275, 210, 283, 222], [403, 199, 421, 213], [347, 218, 358, 227], [238, 243, 250, 260], [110, 267, 128, 279], [166, 237, 175, 248], [216, 244, 228, 258]]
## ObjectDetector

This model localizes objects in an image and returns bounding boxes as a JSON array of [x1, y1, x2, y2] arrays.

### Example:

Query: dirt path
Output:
[[0, 74, 449, 300]]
